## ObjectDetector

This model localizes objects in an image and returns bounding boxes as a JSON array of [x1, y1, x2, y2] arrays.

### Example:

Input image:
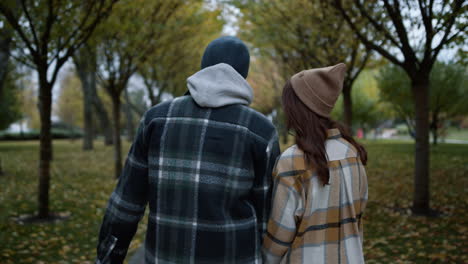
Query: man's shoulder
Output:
[[144, 99, 173, 120], [228, 104, 277, 141], [142, 97, 277, 142], [142, 96, 192, 123]]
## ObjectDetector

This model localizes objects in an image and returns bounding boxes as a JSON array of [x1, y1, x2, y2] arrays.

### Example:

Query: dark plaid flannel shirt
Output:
[[96, 95, 280, 264]]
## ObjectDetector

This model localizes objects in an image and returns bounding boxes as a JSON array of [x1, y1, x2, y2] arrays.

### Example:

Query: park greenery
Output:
[[0, 0, 117, 219], [377, 61, 468, 145], [0, 0, 467, 262], [0, 66, 22, 130], [332, 0, 466, 215], [0, 140, 467, 263], [232, 0, 374, 132]]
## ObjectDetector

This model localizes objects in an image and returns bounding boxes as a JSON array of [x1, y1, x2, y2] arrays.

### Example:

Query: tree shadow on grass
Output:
[[12, 211, 71, 224], [369, 201, 445, 218]]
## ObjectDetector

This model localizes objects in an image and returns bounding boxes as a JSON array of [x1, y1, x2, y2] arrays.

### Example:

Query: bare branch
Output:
[[125, 96, 146, 116], [382, 0, 417, 63], [20, 0, 40, 48], [10, 51, 36, 68], [51, 0, 117, 84], [350, 48, 371, 85], [418, 0, 434, 63], [40, 0, 57, 59], [54, 1, 100, 56], [0, 2, 37, 57], [333, 0, 405, 68], [354, 0, 402, 49], [431, 0, 464, 60]]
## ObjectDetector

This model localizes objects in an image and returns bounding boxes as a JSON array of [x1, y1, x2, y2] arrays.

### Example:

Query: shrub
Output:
[[0, 129, 83, 141]]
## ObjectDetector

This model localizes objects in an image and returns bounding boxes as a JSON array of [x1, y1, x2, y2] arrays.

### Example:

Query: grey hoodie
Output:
[[187, 63, 254, 108]]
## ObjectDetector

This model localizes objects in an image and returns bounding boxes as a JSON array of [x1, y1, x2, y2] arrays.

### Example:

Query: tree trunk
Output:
[[93, 98, 113, 145], [411, 75, 431, 215], [342, 85, 353, 134], [431, 127, 438, 146], [143, 77, 157, 106], [0, 157, 4, 176], [74, 46, 96, 150], [0, 26, 13, 104], [431, 112, 439, 146], [90, 84, 113, 145], [274, 109, 289, 145], [38, 74, 53, 218], [82, 85, 93, 149], [111, 95, 122, 178], [148, 86, 157, 106], [73, 44, 113, 146], [124, 88, 135, 142]]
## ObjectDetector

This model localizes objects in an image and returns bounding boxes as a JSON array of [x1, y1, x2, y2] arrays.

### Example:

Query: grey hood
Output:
[[187, 63, 253, 108]]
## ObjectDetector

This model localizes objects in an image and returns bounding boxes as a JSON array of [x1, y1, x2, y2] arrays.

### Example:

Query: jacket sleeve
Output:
[[251, 131, 281, 239], [262, 157, 305, 264], [96, 116, 149, 264], [358, 161, 368, 244]]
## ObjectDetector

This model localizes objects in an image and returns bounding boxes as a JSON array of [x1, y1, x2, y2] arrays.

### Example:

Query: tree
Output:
[[0, 15, 14, 105], [123, 87, 136, 141], [18, 75, 40, 130], [248, 56, 284, 115], [97, 0, 223, 178], [246, 56, 292, 143], [233, 0, 373, 131], [96, 0, 187, 178], [137, 3, 223, 107], [0, 12, 22, 178], [55, 71, 83, 134], [125, 87, 148, 117], [378, 61, 468, 145], [74, 41, 114, 148], [92, 88, 114, 145], [73, 44, 95, 150], [93, 84, 114, 145], [0, 65, 22, 131], [332, 70, 383, 135], [332, 0, 467, 215], [0, 0, 117, 219]]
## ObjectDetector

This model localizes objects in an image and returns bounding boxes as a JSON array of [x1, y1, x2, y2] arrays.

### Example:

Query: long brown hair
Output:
[[282, 80, 367, 185]]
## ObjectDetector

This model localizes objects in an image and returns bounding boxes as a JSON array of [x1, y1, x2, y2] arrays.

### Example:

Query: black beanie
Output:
[[201, 36, 250, 79]]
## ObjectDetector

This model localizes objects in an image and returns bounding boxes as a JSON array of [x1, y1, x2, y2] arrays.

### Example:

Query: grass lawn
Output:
[[446, 128, 468, 141], [0, 139, 467, 263], [0, 140, 145, 264]]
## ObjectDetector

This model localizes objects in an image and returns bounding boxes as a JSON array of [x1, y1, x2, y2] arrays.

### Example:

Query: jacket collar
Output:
[[327, 128, 341, 139]]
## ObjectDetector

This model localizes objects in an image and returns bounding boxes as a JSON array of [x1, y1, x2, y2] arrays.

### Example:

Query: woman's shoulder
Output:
[[281, 144, 302, 157], [275, 145, 307, 176], [325, 137, 358, 161]]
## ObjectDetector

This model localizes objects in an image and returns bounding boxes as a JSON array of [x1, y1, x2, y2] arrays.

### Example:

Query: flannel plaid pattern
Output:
[[262, 129, 368, 264], [97, 95, 280, 264]]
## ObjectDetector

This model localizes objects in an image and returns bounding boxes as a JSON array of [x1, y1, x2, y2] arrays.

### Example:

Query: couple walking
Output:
[[96, 36, 368, 264]]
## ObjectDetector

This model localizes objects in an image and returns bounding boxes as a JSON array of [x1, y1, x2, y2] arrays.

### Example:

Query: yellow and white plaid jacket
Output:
[[262, 129, 368, 264]]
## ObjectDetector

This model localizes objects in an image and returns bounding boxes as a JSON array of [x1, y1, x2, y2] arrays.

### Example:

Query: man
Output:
[[96, 36, 280, 264]]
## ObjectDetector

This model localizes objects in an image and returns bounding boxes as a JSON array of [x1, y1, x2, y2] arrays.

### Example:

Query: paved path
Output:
[[129, 246, 145, 264], [376, 136, 468, 144], [444, 139, 468, 144]]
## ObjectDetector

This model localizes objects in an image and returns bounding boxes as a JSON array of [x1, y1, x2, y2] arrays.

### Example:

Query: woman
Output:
[[262, 63, 368, 264]]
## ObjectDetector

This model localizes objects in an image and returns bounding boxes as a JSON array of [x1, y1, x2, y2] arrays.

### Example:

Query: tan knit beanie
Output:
[[290, 63, 347, 118]]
